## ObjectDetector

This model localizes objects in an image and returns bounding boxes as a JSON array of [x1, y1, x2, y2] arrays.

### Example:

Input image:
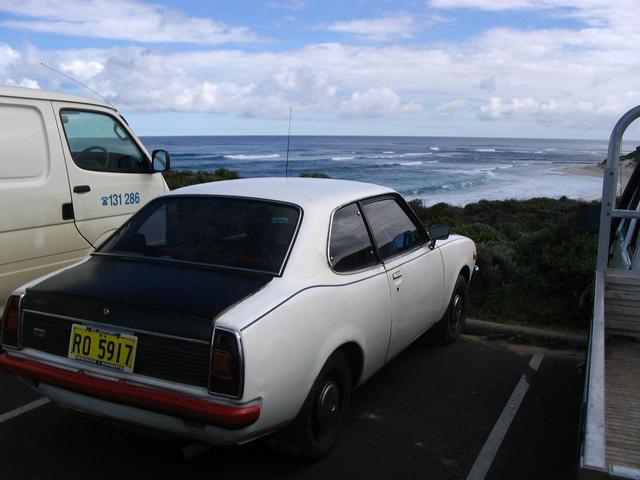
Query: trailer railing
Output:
[[580, 105, 640, 478]]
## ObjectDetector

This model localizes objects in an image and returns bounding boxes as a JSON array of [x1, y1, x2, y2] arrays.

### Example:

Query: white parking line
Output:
[[465, 354, 544, 480], [0, 397, 51, 424]]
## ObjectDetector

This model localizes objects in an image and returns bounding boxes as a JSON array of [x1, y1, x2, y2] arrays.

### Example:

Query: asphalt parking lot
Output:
[[0, 335, 583, 480]]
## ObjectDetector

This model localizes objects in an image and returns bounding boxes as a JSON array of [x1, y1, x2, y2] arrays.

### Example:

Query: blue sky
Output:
[[1, 0, 639, 138]]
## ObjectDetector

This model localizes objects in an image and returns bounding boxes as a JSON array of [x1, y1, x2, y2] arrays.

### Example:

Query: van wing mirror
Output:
[[429, 223, 449, 248], [151, 149, 171, 173]]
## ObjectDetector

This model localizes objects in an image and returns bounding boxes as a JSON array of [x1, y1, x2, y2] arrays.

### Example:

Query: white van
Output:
[[0, 86, 170, 314]]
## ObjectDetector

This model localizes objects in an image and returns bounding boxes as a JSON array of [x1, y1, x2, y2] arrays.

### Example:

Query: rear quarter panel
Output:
[[233, 266, 391, 431]]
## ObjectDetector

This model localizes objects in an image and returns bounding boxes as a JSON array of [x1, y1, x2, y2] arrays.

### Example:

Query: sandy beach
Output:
[[555, 158, 637, 181]]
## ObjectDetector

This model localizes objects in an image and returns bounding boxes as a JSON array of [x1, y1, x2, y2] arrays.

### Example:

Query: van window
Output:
[[60, 110, 148, 173], [0, 105, 47, 181], [329, 203, 378, 272]]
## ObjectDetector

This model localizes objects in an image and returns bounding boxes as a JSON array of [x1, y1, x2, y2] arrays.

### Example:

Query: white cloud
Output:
[[60, 60, 104, 81], [5, 77, 40, 89], [1, 0, 640, 136], [0, 0, 265, 44], [433, 99, 466, 116], [476, 77, 496, 92], [340, 87, 422, 118], [429, 0, 539, 11], [478, 96, 631, 128], [0, 44, 20, 70], [266, 0, 307, 10], [323, 14, 425, 42], [479, 97, 541, 120]]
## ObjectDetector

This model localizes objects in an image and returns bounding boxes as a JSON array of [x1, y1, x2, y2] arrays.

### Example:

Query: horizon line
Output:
[[138, 133, 635, 143]]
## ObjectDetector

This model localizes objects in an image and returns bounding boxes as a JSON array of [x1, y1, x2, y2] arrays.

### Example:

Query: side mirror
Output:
[[429, 223, 449, 249], [151, 149, 171, 173]]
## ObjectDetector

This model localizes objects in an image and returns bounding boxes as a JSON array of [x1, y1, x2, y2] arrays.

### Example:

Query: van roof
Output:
[[0, 86, 114, 110]]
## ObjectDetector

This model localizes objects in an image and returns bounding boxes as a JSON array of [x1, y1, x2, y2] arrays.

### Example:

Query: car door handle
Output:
[[392, 271, 402, 279], [73, 185, 91, 193]]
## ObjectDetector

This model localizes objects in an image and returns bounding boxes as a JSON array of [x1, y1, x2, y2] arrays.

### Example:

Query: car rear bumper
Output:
[[0, 353, 260, 430]]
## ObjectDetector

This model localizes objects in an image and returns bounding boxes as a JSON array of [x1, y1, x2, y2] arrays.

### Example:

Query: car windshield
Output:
[[98, 196, 301, 275]]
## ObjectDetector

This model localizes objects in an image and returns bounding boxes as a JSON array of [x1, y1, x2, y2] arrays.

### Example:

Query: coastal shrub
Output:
[[299, 172, 332, 178], [163, 168, 240, 190], [409, 197, 598, 330]]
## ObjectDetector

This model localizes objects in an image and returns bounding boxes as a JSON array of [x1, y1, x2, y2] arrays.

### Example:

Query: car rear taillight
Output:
[[1, 294, 23, 349], [209, 328, 243, 398]]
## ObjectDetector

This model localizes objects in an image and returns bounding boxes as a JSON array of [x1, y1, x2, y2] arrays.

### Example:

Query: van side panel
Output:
[[0, 98, 90, 311]]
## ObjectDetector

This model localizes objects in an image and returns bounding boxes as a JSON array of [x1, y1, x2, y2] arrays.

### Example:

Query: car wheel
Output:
[[423, 273, 468, 347], [269, 351, 352, 461]]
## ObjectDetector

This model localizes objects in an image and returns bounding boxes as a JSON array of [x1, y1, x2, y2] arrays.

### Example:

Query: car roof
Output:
[[169, 177, 396, 209], [0, 86, 114, 110]]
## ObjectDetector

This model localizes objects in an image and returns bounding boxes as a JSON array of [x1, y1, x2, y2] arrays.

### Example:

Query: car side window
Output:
[[362, 197, 425, 260], [60, 110, 148, 173], [329, 203, 378, 272]]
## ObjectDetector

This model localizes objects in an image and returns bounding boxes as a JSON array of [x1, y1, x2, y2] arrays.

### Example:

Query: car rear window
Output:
[[329, 203, 378, 272], [98, 196, 301, 275]]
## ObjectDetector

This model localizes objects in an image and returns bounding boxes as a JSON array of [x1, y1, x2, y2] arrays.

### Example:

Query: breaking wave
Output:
[[224, 153, 280, 160]]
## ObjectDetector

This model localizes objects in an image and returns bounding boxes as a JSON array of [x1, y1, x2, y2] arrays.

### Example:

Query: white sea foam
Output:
[[382, 151, 394, 154], [224, 153, 280, 160], [410, 167, 602, 206], [366, 152, 431, 159], [475, 148, 496, 152], [430, 147, 440, 151], [331, 156, 356, 161], [398, 161, 423, 166]]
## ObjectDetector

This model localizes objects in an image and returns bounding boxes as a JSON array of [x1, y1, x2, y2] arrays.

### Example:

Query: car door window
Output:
[[60, 110, 147, 173], [362, 198, 425, 260], [329, 203, 378, 272]]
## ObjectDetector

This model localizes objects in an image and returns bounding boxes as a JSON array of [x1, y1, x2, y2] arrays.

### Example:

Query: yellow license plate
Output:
[[68, 324, 138, 373]]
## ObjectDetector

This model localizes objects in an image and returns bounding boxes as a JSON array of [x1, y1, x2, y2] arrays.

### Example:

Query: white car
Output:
[[0, 177, 477, 460]]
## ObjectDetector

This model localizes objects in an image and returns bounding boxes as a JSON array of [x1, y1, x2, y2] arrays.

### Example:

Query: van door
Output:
[[52, 103, 167, 247], [0, 97, 90, 312]]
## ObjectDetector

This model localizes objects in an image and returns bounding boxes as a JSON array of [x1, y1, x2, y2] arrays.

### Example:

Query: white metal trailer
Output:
[[580, 106, 640, 479]]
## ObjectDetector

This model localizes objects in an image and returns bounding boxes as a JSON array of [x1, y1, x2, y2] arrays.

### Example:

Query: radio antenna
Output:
[[285, 106, 292, 178], [40, 61, 117, 109]]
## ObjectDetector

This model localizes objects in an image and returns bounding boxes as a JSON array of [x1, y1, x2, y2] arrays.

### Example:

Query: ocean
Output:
[[140, 136, 625, 206]]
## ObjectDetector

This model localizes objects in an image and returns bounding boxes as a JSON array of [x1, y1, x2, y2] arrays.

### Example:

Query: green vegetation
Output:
[[408, 197, 598, 331], [163, 168, 240, 190], [299, 172, 332, 178], [163, 169, 332, 189]]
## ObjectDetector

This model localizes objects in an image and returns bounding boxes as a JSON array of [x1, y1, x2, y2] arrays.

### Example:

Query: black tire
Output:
[[423, 273, 468, 347], [269, 351, 352, 461]]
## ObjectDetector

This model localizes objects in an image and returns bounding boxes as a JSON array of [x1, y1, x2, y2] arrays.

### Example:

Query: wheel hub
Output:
[[315, 380, 340, 432]]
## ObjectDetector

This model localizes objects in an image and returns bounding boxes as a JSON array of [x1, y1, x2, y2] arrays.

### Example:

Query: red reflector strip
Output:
[[0, 354, 259, 428]]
